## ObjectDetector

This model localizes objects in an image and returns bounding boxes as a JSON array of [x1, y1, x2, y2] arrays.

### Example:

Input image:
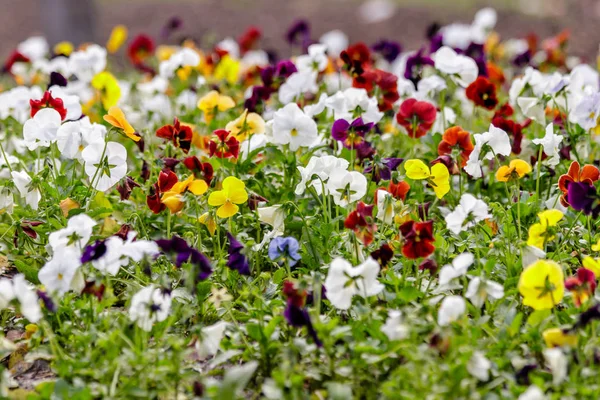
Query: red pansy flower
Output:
[[565, 268, 596, 307], [183, 156, 214, 184], [344, 202, 376, 246], [466, 76, 498, 110], [209, 129, 240, 159], [156, 117, 193, 153], [147, 183, 165, 214], [3, 50, 29, 73], [399, 220, 435, 259], [238, 27, 261, 54], [395, 98, 436, 138], [437, 126, 474, 167], [128, 34, 155, 65], [558, 161, 600, 207], [387, 180, 410, 201], [30, 91, 67, 120], [491, 115, 526, 154]]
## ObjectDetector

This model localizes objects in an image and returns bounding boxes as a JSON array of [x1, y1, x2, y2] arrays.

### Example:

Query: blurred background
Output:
[[1, 0, 598, 60]]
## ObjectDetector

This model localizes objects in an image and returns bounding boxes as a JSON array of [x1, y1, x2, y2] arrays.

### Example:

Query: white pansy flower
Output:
[[532, 123, 562, 167], [82, 141, 128, 191], [465, 277, 504, 308], [129, 285, 172, 331], [437, 295, 466, 326], [445, 193, 491, 234], [271, 103, 318, 151], [324, 257, 384, 310], [23, 108, 62, 151], [467, 351, 492, 381]]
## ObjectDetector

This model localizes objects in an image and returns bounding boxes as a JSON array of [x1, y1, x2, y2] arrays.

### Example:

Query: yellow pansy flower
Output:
[[527, 209, 564, 249], [59, 198, 79, 217], [213, 55, 240, 84], [106, 25, 128, 54], [582, 257, 600, 276], [161, 175, 208, 214], [91, 71, 121, 110], [225, 109, 265, 142], [199, 212, 217, 235], [404, 159, 450, 199], [54, 41, 74, 56], [197, 90, 235, 123], [103, 106, 140, 142], [518, 260, 564, 310], [495, 159, 532, 182], [592, 239, 600, 252], [208, 176, 248, 218], [543, 328, 578, 348]]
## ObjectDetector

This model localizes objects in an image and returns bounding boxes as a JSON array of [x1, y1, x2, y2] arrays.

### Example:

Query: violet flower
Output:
[[331, 117, 373, 149], [567, 181, 600, 217], [372, 39, 402, 63], [268, 237, 301, 266], [226, 233, 251, 275], [156, 235, 212, 280], [364, 157, 403, 183], [404, 48, 434, 86]]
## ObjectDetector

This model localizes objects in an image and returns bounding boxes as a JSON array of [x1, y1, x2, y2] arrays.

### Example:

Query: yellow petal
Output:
[[510, 159, 532, 177], [208, 190, 227, 206], [582, 257, 600, 276], [430, 163, 450, 199], [188, 180, 208, 195], [217, 201, 239, 218], [538, 209, 563, 227], [495, 165, 512, 182], [404, 159, 430, 180], [107, 25, 128, 54]]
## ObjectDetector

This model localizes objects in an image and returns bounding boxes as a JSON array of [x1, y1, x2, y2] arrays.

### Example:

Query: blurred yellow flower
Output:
[[226, 109, 265, 141], [527, 209, 564, 249], [213, 55, 240, 84], [582, 256, 600, 276], [518, 260, 564, 310], [59, 198, 79, 217], [107, 25, 128, 54], [404, 159, 450, 199], [199, 212, 217, 235], [198, 90, 235, 123], [496, 159, 532, 182], [208, 176, 248, 218], [543, 328, 578, 348], [91, 71, 121, 110], [54, 41, 74, 56]]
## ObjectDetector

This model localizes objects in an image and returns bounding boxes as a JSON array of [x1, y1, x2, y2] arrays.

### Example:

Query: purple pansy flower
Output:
[[404, 48, 434, 86], [284, 303, 322, 346], [156, 235, 212, 280], [268, 237, 301, 266], [372, 39, 402, 63], [81, 239, 108, 263], [364, 157, 404, 183], [226, 233, 251, 275], [567, 182, 600, 217], [331, 117, 374, 149]]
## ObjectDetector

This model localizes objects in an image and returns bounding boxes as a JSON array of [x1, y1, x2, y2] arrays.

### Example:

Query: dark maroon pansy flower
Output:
[[183, 156, 213, 183], [161, 16, 183, 39], [371, 243, 394, 267], [282, 281, 322, 347], [116, 176, 140, 200], [81, 280, 106, 301], [226, 233, 251, 276], [48, 72, 67, 88]]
